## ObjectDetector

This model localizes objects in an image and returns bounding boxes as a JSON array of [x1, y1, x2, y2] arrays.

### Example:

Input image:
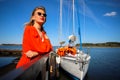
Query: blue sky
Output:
[[0, 0, 120, 46]]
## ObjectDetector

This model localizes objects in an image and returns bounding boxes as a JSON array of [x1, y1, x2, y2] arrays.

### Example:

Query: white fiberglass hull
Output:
[[60, 54, 90, 80]]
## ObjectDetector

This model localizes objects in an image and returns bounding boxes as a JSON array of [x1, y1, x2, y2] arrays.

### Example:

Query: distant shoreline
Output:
[[76, 42, 120, 48], [83, 46, 120, 48], [0, 49, 21, 57], [0, 44, 21, 46], [0, 42, 120, 47], [0, 42, 120, 57], [0, 46, 120, 57]]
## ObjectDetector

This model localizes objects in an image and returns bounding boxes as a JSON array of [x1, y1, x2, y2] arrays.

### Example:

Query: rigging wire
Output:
[[58, 0, 85, 47], [59, 0, 63, 44], [66, 1, 73, 40], [76, 1, 83, 50], [66, 1, 71, 37], [83, 0, 86, 44]]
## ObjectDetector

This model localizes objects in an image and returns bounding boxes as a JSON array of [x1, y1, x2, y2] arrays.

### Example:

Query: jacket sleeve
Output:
[[22, 26, 52, 54]]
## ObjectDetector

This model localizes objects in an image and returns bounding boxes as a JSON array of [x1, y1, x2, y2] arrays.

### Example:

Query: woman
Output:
[[16, 6, 53, 68]]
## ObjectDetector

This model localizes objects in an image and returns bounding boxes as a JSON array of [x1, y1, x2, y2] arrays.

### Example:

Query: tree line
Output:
[[76, 42, 120, 47]]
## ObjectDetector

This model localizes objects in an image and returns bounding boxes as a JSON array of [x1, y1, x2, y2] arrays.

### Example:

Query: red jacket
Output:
[[16, 26, 52, 68]]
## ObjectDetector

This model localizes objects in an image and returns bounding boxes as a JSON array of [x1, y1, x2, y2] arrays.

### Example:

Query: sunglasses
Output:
[[37, 12, 47, 17]]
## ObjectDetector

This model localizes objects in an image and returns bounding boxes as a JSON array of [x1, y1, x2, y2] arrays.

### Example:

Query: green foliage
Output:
[[75, 42, 120, 47]]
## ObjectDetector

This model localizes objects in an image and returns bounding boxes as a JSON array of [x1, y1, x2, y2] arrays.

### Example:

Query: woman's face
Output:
[[33, 9, 46, 24]]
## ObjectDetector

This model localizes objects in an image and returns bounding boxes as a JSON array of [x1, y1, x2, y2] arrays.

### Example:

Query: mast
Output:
[[59, 0, 62, 44], [72, 0, 75, 35]]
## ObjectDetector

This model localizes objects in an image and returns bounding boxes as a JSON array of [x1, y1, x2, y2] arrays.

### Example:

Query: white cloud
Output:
[[104, 11, 117, 16]]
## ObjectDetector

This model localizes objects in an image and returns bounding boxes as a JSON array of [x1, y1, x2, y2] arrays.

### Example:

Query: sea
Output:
[[0, 45, 120, 80]]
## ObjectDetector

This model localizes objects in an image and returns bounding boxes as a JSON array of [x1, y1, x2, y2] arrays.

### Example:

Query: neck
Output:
[[33, 22, 43, 31]]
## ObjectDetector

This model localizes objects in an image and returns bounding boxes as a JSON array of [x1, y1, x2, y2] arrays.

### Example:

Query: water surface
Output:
[[0, 46, 120, 80]]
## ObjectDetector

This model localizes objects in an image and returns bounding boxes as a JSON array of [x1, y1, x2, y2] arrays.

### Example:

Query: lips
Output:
[[40, 17, 44, 21]]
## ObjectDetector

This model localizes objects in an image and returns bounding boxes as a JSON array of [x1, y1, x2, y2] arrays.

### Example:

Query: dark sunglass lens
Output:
[[43, 14, 47, 17], [37, 12, 47, 17], [38, 12, 41, 16]]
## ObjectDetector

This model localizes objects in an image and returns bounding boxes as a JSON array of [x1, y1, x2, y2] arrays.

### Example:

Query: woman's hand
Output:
[[25, 50, 38, 58]]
